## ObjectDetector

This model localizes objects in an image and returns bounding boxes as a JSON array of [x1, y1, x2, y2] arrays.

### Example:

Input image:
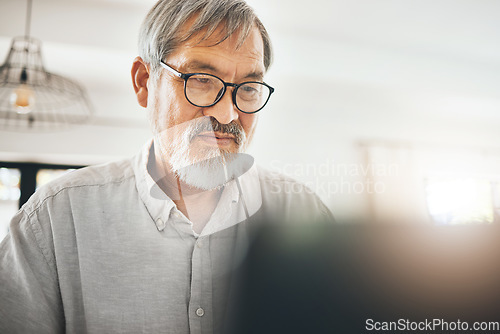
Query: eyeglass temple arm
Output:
[[160, 61, 182, 78]]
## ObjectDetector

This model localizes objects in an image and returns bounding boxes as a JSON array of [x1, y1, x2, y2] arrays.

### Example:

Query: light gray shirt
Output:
[[0, 140, 332, 334]]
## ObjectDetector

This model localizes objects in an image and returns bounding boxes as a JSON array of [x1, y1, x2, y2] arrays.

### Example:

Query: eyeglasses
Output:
[[160, 60, 274, 114]]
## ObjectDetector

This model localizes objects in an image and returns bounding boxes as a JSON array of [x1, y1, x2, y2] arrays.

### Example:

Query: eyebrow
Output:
[[184, 60, 264, 82], [244, 71, 264, 81], [184, 60, 218, 73]]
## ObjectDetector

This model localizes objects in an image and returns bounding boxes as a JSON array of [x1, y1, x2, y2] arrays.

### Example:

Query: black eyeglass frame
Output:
[[160, 60, 274, 114]]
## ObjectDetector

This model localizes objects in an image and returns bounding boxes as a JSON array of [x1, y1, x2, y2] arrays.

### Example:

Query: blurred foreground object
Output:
[[229, 222, 500, 333]]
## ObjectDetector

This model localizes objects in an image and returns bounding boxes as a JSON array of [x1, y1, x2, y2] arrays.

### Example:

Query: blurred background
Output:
[[1, 0, 500, 240]]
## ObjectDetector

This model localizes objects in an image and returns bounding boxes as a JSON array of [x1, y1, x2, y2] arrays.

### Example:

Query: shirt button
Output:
[[155, 218, 165, 231], [173, 211, 181, 218], [196, 240, 203, 248], [196, 307, 205, 317]]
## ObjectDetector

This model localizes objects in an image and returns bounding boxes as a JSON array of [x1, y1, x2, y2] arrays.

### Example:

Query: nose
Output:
[[202, 88, 239, 124]]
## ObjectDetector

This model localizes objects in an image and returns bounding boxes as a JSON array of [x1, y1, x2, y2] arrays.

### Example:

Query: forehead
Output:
[[168, 23, 265, 79]]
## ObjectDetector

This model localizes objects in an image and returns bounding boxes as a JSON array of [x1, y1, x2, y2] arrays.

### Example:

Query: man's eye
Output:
[[188, 76, 217, 90], [242, 86, 257, 92], [240, 85, 260, 95], [195, 77, 211, 84]]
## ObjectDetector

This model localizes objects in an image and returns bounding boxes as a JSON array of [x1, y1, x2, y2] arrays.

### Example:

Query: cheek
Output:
[[240, 114, 258, 139], [147, 79, 192, 132], [147, 94, 173, 134]]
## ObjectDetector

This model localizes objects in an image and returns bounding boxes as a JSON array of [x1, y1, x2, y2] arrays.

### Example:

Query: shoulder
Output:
[[22, 157, 135, 216]]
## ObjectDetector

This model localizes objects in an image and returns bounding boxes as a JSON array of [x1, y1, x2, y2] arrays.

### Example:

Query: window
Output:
[[0, 162, 84, 242], [425, 177, 496, 225], [0, 168, 21, 241]]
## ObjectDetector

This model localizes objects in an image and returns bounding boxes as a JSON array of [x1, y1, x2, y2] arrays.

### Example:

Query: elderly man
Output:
[[0, 0, 331, 333]]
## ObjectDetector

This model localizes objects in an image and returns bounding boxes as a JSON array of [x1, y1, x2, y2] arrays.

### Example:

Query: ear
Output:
[[131, 56, 150, 108]]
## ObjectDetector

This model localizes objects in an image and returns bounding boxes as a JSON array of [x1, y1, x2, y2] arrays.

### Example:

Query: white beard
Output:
[[171, 146, 230, 191], [158, 117, 247, 190]]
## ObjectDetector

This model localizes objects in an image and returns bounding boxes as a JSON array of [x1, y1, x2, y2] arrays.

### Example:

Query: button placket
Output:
[[188, 235, 213, 333], [196, 238, 203, 248]]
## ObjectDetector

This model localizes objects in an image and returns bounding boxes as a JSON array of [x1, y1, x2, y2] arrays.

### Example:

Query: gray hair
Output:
[[138, 0, 273, 78]]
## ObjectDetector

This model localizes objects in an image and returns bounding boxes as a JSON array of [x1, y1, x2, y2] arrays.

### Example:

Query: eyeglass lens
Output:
[[185, 74, 271, 113]]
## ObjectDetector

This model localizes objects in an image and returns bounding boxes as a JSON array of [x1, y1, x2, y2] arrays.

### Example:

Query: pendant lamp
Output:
[[0, 0, 93, 131]]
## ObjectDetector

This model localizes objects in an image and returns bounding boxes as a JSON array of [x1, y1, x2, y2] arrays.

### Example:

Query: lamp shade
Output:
[[0, 37, 93, 131]]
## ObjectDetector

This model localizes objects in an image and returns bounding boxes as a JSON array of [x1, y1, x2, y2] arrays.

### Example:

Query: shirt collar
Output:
[[133, 138, 263, 236], [133, 139, 176, 231]]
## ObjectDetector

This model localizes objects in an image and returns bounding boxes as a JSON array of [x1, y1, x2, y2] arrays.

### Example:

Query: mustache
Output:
[[188, 117, 245, 145]]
